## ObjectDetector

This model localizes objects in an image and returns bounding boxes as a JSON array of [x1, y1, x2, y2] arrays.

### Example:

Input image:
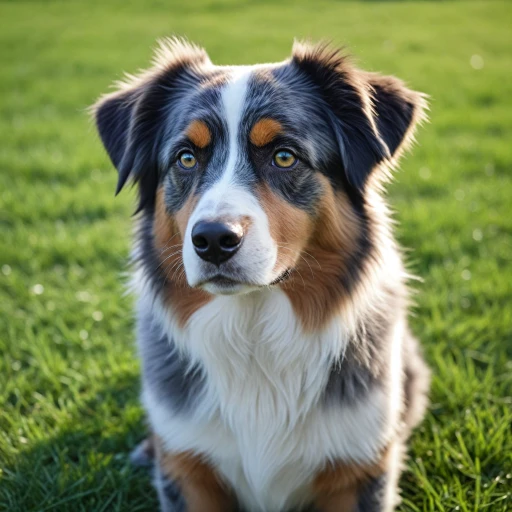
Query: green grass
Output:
[[1, 0, 511, 510]]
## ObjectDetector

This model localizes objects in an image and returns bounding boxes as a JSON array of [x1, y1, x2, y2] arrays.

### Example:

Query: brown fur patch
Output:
[[315, 490, 358, 512], [154, 188, 211, 327], [173, 189, 200, 237], [186, 119, 212, 148], [156, 438, 236, 512], [275, 175, 362, 331], [256, 183, 313, 276], [153, 188, 177, 249], [313, 448, 389, 511], [249, 118, 283, 147]]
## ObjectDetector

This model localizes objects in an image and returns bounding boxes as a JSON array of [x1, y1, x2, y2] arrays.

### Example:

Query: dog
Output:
[[93, 38, 430, 512]]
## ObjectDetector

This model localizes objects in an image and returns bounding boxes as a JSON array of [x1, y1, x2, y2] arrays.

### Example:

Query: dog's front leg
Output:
[[155, 439, 236, 512], [155, 464, 187, 512], [312, 442, 402, 512]]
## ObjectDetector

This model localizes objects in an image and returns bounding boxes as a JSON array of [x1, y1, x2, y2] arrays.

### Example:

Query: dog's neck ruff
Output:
[[133, 266, 401, 512]]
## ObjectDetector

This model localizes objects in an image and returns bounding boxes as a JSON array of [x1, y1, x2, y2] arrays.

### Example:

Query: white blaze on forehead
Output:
[[181, 66, 279, 290], [187, 66, 254, 220], [218, 66, 253, 187]]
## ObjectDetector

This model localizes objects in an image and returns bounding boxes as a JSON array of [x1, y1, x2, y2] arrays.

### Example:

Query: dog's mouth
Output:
[[198, 268, 293, 294], [197, 273, 254, 295], [207, 275, 243, 287], [269, 268, 293, 285]]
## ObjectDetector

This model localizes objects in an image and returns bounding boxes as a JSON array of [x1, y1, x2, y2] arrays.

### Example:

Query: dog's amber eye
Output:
[[273, 149, 297, 169], [178, 151, 197, 170]]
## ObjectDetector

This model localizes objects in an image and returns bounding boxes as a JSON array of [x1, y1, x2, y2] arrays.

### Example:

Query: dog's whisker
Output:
[[276, 242, 322, 270], [298, 250, 322, 269], [161, 257, 184, 284], [164, 258, 184, 280], [171, 263, 185, 283], [178, 269, 187, 285], [292, 267, 306, 290], [158, 232, 181, 253], [159, 243, 183, 255], [156, 250, 184, 271], [276, 245, 315, 279]]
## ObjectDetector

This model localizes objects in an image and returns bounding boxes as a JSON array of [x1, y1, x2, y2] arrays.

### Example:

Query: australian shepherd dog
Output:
[[93, 38, 430, 512]]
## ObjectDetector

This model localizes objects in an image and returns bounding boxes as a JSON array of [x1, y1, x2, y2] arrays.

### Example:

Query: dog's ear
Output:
[[92, 38, 210, 211], [292, 41, 427, 190], [94, 87, 143, 195], [364, 71, 428, 162]]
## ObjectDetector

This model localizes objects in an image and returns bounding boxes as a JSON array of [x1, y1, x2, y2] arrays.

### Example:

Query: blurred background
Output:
[[1, 1, 511, 510]]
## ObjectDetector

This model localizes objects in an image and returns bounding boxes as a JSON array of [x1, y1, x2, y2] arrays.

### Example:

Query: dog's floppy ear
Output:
[[92, 38, 210, 211], [365, 71, 428, 162], [94, 87, 143, 195], [292, 41, 427, 189]]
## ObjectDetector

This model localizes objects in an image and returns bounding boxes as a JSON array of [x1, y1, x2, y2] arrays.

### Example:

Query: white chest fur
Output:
[[141, 286, 395, 512]]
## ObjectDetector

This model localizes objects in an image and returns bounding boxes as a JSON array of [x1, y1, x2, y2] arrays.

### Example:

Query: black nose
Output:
[[191, 221, 244, 266]]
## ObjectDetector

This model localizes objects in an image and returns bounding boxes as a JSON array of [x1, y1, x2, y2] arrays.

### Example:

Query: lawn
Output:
[[0, 0, 511, 510]]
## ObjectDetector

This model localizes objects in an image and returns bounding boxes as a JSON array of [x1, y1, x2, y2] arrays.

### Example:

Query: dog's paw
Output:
[[129, 437, 155, 468], [155, 473, 187, 512], [162, 479, 186, 511]]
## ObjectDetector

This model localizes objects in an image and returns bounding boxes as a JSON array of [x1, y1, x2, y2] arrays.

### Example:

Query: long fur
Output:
[[94, 38, 430, 512]]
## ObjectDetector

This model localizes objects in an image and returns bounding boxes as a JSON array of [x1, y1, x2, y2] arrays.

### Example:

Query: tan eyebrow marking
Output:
[[249, 118, 283, 147], [186, 120, 212, 148]]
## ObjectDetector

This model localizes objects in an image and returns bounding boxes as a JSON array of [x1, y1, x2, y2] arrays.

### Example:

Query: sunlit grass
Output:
[[1, 1, 511, 510]]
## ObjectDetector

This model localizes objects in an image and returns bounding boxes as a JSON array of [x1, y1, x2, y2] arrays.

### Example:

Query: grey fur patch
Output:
[[356, 473, 388, 511], [130, 438, 155, 468], [323, 305, 393, 406], [137, 303, 205, 413], [154, 465, 187, 512], [323, 351, 379, 407]]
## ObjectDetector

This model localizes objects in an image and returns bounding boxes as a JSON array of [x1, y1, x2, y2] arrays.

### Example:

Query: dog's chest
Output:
[[146, 290, 388, 511]]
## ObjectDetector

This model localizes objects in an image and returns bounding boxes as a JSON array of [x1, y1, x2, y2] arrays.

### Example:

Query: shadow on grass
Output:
[[0, 376, 157, 512]]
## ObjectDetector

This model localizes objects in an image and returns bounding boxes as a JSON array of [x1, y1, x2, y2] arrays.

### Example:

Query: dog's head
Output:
[[94, 39, 426, 325]]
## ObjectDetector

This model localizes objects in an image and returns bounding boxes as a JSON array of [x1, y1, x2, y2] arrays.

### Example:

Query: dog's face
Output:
[[94, 39, 426, 322], [165, 64, 324, 295]]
